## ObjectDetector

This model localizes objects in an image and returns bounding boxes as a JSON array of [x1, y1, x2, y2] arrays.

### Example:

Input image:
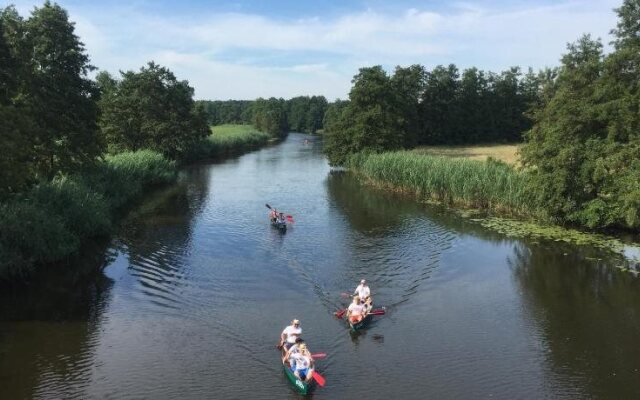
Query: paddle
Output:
[[311, 353, 326, 359], [266, 204, 294, 223], [335, 307, 385, 319], [340, 292, 353, 299], [312, 371, 326, 386]]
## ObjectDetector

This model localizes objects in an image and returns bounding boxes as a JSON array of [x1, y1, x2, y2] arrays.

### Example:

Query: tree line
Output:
[[325, 0, 640, 231], [197, 95, 329, 136], [323, 64, 545, 165]]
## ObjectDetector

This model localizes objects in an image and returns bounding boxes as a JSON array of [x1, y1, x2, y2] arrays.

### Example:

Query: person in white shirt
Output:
[[290, 343, 314, 382], [346, 296, 366, 323], [354, 279, 372, 310], [279, 319, 302, 350]]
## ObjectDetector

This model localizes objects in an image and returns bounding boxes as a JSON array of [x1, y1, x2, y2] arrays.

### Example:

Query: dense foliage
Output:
[[0, 3, 101, 196], [286, 95, 328, 133], [98, 63, 210, 159], [196, 100, 253, 125], [0, 150, 176, 281], [323, 63, 543, 165], [521, 0, 640, 230], [324, 66, 410, 165]]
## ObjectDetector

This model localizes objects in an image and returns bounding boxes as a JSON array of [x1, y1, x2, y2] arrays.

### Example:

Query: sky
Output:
[[8, 0, 621, 100]]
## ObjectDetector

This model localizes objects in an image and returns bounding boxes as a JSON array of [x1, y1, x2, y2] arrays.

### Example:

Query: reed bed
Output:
[[0, 150, 176, 282], [348, 151, 537, 217]]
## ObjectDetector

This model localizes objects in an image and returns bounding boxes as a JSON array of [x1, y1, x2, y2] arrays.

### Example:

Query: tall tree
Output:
[[324, 66, 406, 165], [391, 64, 425, 147], [99, 62, 209, 158], [418, 64, 460, 144], [24, 1, 102, 177], [521, 35, 607, 226], [0, 9, 35, 197]]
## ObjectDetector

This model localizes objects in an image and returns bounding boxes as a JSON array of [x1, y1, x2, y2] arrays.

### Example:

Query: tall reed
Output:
[[0, 150, 176, 282], [348, 151, 537, 217]]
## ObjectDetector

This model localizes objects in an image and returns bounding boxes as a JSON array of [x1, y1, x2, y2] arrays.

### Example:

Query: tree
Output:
[[323, 66, 406, 165], [418, 64, 460, 144], [0, 9, 35, 197], [521, 35, 608, 226], [99, 62, 209, 158], [391, 65, 425, 147], [24, 1, 102, 177], [252, 97, 288, 137]]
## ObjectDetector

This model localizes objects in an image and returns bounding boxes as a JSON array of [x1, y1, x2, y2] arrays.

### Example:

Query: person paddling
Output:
[[354, 279, 372, 310], [279, 319, 302, 350], [346, 296, 366, 324]]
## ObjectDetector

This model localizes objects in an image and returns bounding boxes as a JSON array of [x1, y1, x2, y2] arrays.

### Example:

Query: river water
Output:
[[2, 133, 640, 399]]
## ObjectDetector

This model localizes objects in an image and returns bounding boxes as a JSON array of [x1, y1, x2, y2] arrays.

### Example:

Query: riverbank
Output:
[[0, 150, 176, 283], [0, 124, 274, 284], [182, 124, 271, 163], [347, 150, 640, 270]]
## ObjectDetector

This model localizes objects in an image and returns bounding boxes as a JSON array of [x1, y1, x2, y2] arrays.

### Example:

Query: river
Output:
[[1, 133, 640, 399]]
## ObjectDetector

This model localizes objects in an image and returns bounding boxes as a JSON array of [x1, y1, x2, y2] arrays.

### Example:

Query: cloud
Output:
[[13, 0, 620, 99]]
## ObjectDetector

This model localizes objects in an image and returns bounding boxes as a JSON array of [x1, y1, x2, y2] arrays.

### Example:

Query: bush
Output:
[[0, 150, 176, 282]]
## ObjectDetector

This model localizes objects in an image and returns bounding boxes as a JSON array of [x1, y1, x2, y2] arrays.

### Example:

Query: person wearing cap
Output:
[[346, 296, 366, 324], [280, 319, 302, 350], [354, 279, 372, 310]]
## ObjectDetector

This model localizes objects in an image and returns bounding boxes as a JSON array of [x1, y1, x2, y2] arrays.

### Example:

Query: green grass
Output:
[[348, 151, 535, 217], [0, 150, 176, 282], [182, 124, 270, 162]]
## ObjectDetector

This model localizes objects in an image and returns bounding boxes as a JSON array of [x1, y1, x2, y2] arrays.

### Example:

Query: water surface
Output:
[[2, 134, 640, 399]]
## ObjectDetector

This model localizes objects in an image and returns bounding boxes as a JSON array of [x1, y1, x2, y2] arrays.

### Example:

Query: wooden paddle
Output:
[[311, 353, 326, 359], [312, 371, 326, 386]]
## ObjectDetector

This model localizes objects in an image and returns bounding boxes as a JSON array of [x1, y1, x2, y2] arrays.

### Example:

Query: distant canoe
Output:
[[271, 220, 287, 231]]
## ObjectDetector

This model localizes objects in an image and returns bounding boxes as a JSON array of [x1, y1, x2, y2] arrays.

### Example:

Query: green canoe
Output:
[[283, 363, 311, 395]]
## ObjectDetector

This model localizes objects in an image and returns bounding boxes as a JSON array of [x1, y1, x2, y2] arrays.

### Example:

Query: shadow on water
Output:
[[0, 244, 116, 399], [510, 243, 640, 399]]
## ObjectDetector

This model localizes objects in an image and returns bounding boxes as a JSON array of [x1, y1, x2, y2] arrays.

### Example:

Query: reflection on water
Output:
[[510, 243, 640, 399], [1, 133, 640, 399]]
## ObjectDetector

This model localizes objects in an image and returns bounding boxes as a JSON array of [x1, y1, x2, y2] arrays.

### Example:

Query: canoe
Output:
[[283, 361, 312, 394], [348, 312, 373, 331], [271, 220, 287, 231]]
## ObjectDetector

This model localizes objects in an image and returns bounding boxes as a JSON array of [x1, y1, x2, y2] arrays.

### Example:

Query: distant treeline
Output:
[[323, 64, 545, 165], [196, 95, 329, 136]]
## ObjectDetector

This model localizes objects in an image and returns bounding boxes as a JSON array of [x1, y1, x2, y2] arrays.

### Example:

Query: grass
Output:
[[413, 144, 521, 166], [182, 124, 271, 162], [0, 150, 176, 282], [348, 151, 534, 217]]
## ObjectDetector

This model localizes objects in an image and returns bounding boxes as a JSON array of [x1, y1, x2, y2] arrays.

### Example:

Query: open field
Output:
[[412, 144, 521, 165], [210, 124, 262, 136]]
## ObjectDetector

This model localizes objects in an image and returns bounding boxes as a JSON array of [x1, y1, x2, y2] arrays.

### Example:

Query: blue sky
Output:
[[9, 0, 621, 100]]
